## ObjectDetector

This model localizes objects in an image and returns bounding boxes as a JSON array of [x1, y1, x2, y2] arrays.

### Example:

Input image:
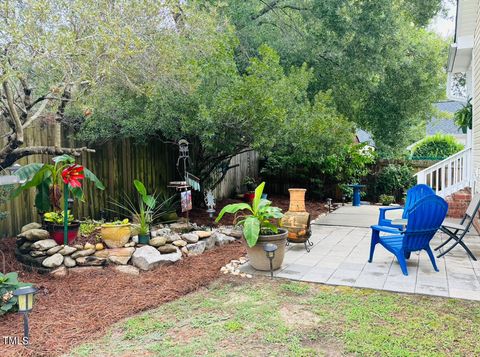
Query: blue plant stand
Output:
[[348, 184, 365, 207]]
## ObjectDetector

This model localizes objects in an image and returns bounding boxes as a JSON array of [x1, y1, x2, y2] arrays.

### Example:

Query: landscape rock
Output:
[[172, 240, 187, 247], [59, 246, 77, 255], [64, 256, 77, 267], [193, 231, 212, 239], [114, 265, 140, 276], [186, 241, 206, 256], [84, 242, 95, 250], [170, 222, 193, 233], [29, 250, 46, 257], [95, 243, 105, 250], [132, 235, 139, 243], [76, 256, 106, 266], [219, 228, 242, 239], [158, 244, 178, 254], [50, 266, 68, 278], [181, 233, 199, 244], [31, 239, 58, 251], [95, 247, 135, 265], [156, 250, 182, 265], [46, 245, 63, 255], [18, 229, 50, 242], [165, 233, 181, 243], [150, 230, 158, 238], [18, 242, 32, 254], [42, 253, 64, 268], [69, 266, 104, 274], [21, 222, 42, 233], [213, 232, 236, 246], [124, 242, 136, 248], [181, 246, 189, 256], [204, 236, 216, 251], [74, 244, 84, 250], [131, 245, 163, 271], [149, 236, 167, 247], [71, 249, 96, 259], [156, 228, 172, 236]]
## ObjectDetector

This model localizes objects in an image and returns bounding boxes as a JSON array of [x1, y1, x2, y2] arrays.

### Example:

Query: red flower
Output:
[[62, 164, 85, 188]]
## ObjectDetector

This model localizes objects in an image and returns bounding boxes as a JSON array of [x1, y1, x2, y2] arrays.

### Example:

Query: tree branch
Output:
[[0, 146, 95, 169]]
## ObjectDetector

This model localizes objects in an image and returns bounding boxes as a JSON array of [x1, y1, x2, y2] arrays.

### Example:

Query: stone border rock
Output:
[[16, 222, 241, 277]]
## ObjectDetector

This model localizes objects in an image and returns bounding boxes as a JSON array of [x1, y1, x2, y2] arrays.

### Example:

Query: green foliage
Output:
[[411, 134, 464, 160], [0, 184, 13, 220], [109, 181, 175, 235], [0, 272, 32, 315], [44, 211, 74, 225], [13, 155, 104, 212], [454, 99, 472, 133], [214, 0, 447, 154], [375, 164, 416, 201], [215, 182, 283, 247], [379, 194, 395, 206]]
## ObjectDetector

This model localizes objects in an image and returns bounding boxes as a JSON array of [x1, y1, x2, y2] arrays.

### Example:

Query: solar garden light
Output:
[[263, 243, 277, 278], [13, 286, 38, 346], [327, 198, 332, 212]]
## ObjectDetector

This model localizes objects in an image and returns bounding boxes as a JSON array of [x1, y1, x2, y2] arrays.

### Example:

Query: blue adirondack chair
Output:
[[378, 184, 435, 228], [369, 195, 448, 276]]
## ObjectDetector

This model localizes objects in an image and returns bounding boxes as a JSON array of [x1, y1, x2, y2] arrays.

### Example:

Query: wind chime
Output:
[[168, 139, 200, 221]]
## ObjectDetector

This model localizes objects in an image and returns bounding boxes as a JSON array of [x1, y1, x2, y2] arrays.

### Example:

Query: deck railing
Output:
[[415, 148, 472, 198]]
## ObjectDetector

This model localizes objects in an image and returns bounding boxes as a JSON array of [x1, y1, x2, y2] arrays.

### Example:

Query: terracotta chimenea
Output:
[[280, 189, 313, 252]]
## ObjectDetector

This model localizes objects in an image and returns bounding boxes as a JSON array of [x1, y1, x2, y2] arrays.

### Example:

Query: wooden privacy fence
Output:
[[0, 122, 258, 237]]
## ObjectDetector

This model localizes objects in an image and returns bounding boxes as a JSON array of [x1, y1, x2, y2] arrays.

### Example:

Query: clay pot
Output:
[[46, 222, 80, 245], [245, 229, 288, 271], [101, 224, 131, 248]]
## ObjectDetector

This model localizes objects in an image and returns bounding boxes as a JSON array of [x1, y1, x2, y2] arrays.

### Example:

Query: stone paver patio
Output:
[[240, 205, 480, 301]]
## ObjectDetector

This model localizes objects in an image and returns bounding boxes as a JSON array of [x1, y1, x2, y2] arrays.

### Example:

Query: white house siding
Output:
[[473, 0, 480, 191]]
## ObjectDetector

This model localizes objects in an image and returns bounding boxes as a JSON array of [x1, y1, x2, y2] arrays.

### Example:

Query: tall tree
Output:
[[0, 0, 189, 168], [210, 0, 447, 153]]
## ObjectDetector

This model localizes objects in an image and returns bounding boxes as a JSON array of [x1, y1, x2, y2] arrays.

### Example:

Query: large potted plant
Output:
[[215, 182, 287, 270], [13, 155, 104, 245]]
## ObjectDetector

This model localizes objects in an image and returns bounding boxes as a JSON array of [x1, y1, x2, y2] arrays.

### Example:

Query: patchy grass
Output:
[[71, 277, 480, 356]]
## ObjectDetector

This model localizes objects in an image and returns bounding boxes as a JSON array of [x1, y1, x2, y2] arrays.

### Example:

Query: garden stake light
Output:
[[263, 243, 277, 278], [13, 286, 38, 346]]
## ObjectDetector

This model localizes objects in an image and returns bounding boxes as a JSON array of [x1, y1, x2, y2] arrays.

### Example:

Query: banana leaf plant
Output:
[[12, 154, 104, 212], [215, 182, 283, 247]]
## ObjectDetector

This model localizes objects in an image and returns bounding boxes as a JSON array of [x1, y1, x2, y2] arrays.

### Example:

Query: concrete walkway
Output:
[[240, 205, 480, 301]]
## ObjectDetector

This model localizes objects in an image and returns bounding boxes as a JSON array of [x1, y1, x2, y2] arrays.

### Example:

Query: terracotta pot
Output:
[[281, 188, 311, 243], [246, 228, 288, 271], [101, 224, 132, 248], [46, 222, 80, 245], [288, 188, 306, 212]]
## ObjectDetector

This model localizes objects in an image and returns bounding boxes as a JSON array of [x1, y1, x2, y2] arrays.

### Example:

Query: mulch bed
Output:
[[0, 193, 325, 356], [0, 238, 245, 357]]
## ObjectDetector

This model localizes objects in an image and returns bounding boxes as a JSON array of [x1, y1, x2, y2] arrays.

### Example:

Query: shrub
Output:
[[411, 134, 463, 160], [379, 194, 395, 206], [0, 272, 32, 315], [375, 164, 416, 201]]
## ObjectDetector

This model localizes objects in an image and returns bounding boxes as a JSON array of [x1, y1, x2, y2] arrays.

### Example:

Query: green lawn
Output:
[[72, 278, 480, 356]]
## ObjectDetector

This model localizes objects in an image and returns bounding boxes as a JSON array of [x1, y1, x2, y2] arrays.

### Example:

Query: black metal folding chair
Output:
[[435, 194, 480, 261]]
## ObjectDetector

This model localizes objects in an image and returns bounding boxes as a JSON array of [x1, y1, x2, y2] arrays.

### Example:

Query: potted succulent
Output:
[[215, 182, 287, 270], [43, 211, 80, 245], [101, 219, 132, 248]]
